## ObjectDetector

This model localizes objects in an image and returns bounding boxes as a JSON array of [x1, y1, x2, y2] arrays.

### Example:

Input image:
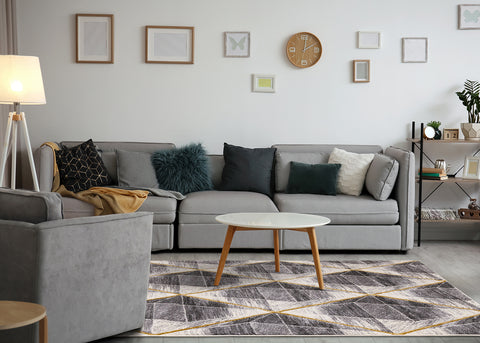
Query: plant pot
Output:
[[461, 123, 480, 141], [434, 128, 442, 140]]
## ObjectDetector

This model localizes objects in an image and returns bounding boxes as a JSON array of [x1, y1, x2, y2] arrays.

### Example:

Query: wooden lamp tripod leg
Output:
[[0, 113, 13, 188]]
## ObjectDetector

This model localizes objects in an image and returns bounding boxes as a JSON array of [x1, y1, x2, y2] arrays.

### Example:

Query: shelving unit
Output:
[[409, 121, 480, 246]]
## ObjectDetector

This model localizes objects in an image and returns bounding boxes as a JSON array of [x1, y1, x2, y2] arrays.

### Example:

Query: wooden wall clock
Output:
[[286, 32, 322, 68]]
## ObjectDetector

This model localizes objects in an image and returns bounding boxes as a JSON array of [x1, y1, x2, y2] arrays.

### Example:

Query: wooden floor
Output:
[[97, 241, 480, 343]]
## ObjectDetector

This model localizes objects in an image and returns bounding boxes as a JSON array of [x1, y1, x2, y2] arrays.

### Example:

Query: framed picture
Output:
[[402, 38, 428, 63], [353, 60, 370, 83], [224, 32, 250, 57], [357, 32, 381, 49], [76, 14, 114, 63], [463, 156, 480, 179], [444, 128, 459, 140], [252, 74, 275, 93], [145, 26, 194, 64], [458, 5, 480, 29]]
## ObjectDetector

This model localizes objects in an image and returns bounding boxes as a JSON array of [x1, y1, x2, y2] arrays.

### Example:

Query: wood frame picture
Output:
[[353, 60, 370, 83], [464, 156, 480, 179], [357, 31, 381, 49], [443, 128, 459, 140], [224, 32, 250, 57], [145, 26, 194, 64], [402, 37, 428, 63], [252, 74, 276, 93], [458, 4, 480, 29], [76, 14, 114, 63]]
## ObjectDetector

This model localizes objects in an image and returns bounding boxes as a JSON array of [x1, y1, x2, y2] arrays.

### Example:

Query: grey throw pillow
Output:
[[116, 150, 159, 188], [365, 154, 399, 201]]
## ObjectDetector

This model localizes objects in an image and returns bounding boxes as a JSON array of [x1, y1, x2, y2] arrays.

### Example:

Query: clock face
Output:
[[286, 32, 322, 68]]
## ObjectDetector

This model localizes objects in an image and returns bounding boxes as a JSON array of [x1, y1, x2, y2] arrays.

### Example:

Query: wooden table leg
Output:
[[273, 230, 280, 272], [39, 315, 48, 343], [307, 227, 324, 289], [214, 226, 236, 286]]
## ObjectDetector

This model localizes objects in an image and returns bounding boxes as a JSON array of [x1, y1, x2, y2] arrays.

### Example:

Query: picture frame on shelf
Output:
[[463, 156, 480, 179], [357, 31, 381, 49], [224, 32, 250, 57], [252, 74, 276, 93], [353, 60, 370, 83], [145, 26, 194, 64], [458, 4, 480, 29], [402, 37, 428, 63], [443, 128, 459, 140], [76, 14, 114, 63]]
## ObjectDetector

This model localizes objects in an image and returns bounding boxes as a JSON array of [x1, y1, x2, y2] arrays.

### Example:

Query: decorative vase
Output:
[[434, 128, 442, 140], [461, 123, 480, 141]]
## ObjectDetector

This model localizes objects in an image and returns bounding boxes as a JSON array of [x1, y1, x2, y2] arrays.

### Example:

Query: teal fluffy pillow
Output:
[[151, 143, 213, 194]]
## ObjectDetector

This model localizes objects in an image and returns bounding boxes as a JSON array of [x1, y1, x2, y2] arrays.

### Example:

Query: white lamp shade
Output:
[[0, 55, 46, 105]]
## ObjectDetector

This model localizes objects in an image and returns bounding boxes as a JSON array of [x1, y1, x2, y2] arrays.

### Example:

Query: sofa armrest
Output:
[[384, 146, 415, 250], [0, 212, 153, 343], [34, 144, 56, 192]]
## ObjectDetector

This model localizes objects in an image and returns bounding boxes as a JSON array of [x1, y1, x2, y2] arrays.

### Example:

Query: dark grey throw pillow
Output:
[[151, 143, 212, 194], [55, 139, 111, 192], [286, 162, 341, 195], [220, 143, 276, 197], [117, 150, 159, 188]]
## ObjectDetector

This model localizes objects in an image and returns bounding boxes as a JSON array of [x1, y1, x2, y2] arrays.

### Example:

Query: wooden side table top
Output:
[[0, 301, 46, 330]]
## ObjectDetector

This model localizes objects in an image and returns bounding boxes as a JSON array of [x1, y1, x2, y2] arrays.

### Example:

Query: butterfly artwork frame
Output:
[[224, 32, 250, 57], [459, 5, 480, 29]]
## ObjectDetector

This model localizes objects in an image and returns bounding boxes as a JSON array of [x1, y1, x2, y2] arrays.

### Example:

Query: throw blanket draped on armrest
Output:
[[41, 142, 150, 215]]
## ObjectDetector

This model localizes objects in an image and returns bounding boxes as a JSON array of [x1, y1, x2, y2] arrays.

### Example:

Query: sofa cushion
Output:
[[286, 162, 341, 195], [0, 188, 63, 223], [151, 143, 212, 194], [220, 143, 276, 197], [366, 154, 400, 201], [179, 190, 278, 224], [328, 148, 374, 196], [117, 150, 159, 188], [274, 193, 398, 225], [56, 139, 112, 192], [137, 196, 176, 223]]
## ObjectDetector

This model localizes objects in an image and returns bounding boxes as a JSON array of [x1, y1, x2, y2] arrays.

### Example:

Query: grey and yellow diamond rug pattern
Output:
[[129, 260, 480, 336]]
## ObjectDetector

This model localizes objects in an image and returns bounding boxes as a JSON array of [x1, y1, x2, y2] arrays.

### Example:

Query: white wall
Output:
[[15, 0, 480, 154]]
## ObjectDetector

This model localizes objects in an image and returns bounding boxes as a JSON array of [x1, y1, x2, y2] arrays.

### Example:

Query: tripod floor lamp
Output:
[[0, 55, 46, 191]]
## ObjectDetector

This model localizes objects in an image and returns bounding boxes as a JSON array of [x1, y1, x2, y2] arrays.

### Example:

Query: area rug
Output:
[[129, 260, 480, 336]]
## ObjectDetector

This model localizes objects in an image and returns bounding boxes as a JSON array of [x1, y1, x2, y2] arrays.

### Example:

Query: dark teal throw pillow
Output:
[[286, 162, 341, 195], [151, 143, 212, 194]]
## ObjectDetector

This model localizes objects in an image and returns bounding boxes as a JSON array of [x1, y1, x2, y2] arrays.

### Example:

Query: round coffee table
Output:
[[0, 301, 47, 342], [214, 212, 331, 289]]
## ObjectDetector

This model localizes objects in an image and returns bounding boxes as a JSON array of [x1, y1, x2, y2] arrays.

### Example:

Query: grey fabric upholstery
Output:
[[178, 190, 278, 248], [0, 187, 63, 223], [0, 188, 153, 343], [274, 193, 399, 225], [384, 146, 415, 250], [365, 153, 399, 201], [116, 149, 159, 188]]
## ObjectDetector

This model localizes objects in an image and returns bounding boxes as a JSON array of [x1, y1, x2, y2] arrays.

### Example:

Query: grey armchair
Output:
[[0, 188, 153, 343]]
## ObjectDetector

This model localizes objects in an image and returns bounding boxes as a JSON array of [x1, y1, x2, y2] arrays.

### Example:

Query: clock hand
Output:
[[303, 43, 317, 52]]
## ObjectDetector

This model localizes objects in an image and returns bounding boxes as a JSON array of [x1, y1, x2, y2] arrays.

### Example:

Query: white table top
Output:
[[215, 212, 330, 229]]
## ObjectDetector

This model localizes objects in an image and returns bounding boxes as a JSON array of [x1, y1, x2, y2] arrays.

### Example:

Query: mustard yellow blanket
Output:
[[42, 142, 149, 216]]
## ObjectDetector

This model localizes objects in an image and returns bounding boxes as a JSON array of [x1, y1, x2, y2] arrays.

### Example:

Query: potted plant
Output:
[[456, 79, 480, 140], [427, 120, 442, 140]]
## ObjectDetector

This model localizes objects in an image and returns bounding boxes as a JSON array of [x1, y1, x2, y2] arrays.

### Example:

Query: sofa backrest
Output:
[[272, 144, 383, 192], [60, 141, 175, 185], [0, 188, 63, 223], [207, 155, 225, 189]]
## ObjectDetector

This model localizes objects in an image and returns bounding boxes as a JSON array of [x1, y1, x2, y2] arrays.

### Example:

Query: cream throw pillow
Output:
[[328, 148, 375, 196]]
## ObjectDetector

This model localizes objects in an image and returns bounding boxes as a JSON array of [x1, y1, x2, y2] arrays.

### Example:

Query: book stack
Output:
[[419, 167, 447, 180]]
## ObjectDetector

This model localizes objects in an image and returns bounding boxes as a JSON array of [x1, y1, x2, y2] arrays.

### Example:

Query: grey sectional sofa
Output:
[[36, 142, 415, 252]]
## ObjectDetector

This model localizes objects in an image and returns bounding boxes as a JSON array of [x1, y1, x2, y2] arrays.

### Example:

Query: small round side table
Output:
[[0, 301, 47, 343]]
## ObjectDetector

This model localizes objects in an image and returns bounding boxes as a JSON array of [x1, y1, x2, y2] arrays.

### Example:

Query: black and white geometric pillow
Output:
[[55, 139, 112, 192]]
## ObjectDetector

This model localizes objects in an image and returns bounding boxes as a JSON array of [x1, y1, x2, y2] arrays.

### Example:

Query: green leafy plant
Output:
[[427, 121, 441, 129], [456, 79, 480, 123]]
